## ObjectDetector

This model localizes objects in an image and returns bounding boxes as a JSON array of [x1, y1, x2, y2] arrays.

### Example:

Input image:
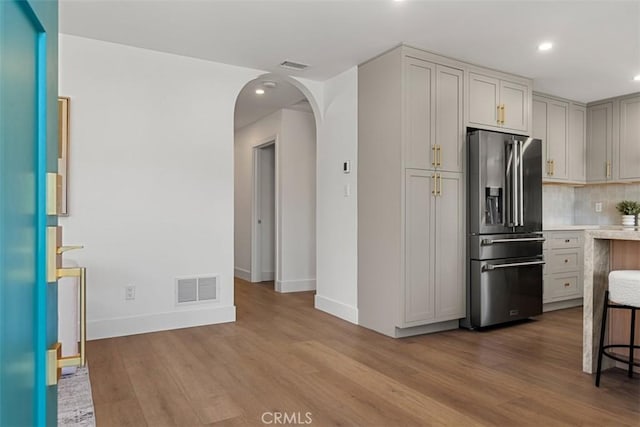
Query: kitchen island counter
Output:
[[582, 228, 640, 373]]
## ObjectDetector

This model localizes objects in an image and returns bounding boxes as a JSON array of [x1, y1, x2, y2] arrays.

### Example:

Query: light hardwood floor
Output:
[[88, 278, 639, 426]]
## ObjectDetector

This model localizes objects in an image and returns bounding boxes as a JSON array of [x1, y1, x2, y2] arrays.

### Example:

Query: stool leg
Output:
[[596, 291, 609, 387], [629, 308, 636, 379]]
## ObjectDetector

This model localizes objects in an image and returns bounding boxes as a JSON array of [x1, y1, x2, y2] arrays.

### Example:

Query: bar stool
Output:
[[595, 270, 640, 387]]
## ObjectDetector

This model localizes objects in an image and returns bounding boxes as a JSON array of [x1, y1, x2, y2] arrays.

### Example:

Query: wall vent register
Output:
[[176, 275, 219, 304]]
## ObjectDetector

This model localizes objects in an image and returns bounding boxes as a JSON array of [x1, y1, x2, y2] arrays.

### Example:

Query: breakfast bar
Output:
[[582, 227, 640, 373]]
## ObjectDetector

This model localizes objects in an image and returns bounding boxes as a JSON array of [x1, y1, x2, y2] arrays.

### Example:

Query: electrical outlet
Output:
[[125, 285, 136, 300], [595, 202, 603, 213]]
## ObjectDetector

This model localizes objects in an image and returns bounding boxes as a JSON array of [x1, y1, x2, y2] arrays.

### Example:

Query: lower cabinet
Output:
[[403, 169, 465, 326], [543, 231, 584, 311]]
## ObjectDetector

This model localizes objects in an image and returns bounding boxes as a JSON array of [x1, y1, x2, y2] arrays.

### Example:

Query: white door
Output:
[[258, 145, 276, 281]]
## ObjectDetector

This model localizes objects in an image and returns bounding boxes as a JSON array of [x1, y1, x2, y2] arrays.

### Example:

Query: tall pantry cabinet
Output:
[[358, 46, 465, 337]]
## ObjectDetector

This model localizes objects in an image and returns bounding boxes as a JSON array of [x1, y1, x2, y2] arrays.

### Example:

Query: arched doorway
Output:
[[233, 74, 320, 297]]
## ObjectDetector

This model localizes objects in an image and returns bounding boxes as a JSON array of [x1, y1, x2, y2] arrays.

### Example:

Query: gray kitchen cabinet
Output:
[[533, 94, 569, 181], [533, 93, 586, 183], [358, 45, 466, 338], [586, 102, 614, 183], [543, 231, 583, 311], [404, 170, 464, 325], [404, 58, 463, 173], [569, 104, 587, 182], [467, 70, 531, 135], [617, 94, 640, 181]]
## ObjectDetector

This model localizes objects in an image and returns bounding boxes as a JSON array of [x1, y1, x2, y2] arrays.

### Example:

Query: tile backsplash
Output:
[[542, 185, 575, 225], [543, 183, 640, 226]]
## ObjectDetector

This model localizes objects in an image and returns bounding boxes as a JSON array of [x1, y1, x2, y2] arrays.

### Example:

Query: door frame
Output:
[[250, 137, 279, 283]]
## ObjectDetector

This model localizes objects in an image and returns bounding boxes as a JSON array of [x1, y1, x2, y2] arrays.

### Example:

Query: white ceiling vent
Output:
[[279, 60, 309, 71], [176, 275, 219, 305]]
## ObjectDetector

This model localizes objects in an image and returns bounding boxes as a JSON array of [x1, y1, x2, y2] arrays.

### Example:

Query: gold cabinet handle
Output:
[[606, 161, 611, 178], [437, 145, 442, 167], [501, 105, 506, 125], [550, 159, 555, 176], [432, 174, 437, 195], [497, 105, 501, 125], [431, 146, 436, 167], [564, 282, 571, 287], [437, 173, 442, 196], [47, 267, 87, 385]]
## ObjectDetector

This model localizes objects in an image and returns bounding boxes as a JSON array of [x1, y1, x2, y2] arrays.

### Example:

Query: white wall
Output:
[[233, 108, 317, 292], [315, 67, 359, 323], [278, 109, 317, 292], [60, 34, 359, 339]]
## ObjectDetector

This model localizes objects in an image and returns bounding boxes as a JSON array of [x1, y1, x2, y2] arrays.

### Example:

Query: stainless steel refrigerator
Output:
[[462, 129, 544, 329]]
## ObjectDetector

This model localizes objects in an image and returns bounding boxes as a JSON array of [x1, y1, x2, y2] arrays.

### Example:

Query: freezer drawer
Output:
[[469, 233, 544, 260], [470, 257, 543, 327]]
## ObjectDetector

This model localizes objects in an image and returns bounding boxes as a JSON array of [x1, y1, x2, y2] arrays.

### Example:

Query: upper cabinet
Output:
[[569, 104, 587, 182], [404, 58, 464, 173], [533, 93, 586, 183], [467, 70, 532, 136], [586, 102, 614, 183], [617, 95, 640, 181]]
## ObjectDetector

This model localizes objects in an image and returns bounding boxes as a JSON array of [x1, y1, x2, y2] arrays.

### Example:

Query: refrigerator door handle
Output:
[[519, 140, 524, 226], [510, 140, 519, 226], [482, 260, 545, 271], [481, 237, 546, 245]]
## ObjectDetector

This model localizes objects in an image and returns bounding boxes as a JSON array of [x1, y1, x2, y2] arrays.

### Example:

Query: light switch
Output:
[[595, 202, 603, 213]]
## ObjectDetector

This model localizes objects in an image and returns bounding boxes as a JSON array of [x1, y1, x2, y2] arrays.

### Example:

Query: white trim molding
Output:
[[234, 267, 251, 282], [314, 294, 358, 324], [87, 305, 236, 340], [276, 279, 316, 293]]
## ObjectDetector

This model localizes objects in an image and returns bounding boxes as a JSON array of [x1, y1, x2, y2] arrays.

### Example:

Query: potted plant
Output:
[[615, 200, 640, 226]]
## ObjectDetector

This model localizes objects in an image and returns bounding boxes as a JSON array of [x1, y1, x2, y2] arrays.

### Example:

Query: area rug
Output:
[[57, 366, 96, 426]]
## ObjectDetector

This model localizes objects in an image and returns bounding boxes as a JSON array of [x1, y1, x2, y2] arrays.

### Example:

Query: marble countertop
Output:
[[583, 227, 640, 240], [544, 224, 640, 233], [543, 225, 601, 231]]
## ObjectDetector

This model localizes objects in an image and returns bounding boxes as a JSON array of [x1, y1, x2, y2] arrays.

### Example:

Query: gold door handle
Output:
[[47, 266, 87, 385], [432, 174, 437, 195]]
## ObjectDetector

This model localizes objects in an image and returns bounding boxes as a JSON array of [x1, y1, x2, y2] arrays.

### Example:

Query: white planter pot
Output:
[[621, 215, 636, 226]]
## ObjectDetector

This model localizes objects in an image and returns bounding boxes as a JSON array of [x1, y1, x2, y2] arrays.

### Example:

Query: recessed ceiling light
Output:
[[634, 75, 640, 82], [538, 42, 553, 51], [255, 88, 265, 95]]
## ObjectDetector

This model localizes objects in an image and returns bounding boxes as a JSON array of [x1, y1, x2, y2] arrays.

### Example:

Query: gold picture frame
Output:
[[58, 97, 70, 216]]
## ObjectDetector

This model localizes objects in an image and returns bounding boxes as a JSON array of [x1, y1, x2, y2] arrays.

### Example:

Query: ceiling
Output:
[[59, 1, 640, 103], [234, 76, 307, 129]]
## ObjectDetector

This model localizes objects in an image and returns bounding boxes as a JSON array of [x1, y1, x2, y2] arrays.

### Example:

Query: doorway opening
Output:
[[252, 141, 276, 283], [233, 75, 318, 296]]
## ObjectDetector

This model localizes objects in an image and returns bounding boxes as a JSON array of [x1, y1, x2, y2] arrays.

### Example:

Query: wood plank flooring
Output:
[[88, 278, 640, 426]]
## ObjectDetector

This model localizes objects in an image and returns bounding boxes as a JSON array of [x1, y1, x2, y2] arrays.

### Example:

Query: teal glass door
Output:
[[0, 1, 58, 425]]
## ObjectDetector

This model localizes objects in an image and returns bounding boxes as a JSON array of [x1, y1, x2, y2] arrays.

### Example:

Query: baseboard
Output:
[[234, 267, 251, 281], [543, 298, 583, 312], [87, 305, 236, 340], [276, 279, 316, 293], [314, 294, 358, 325]]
